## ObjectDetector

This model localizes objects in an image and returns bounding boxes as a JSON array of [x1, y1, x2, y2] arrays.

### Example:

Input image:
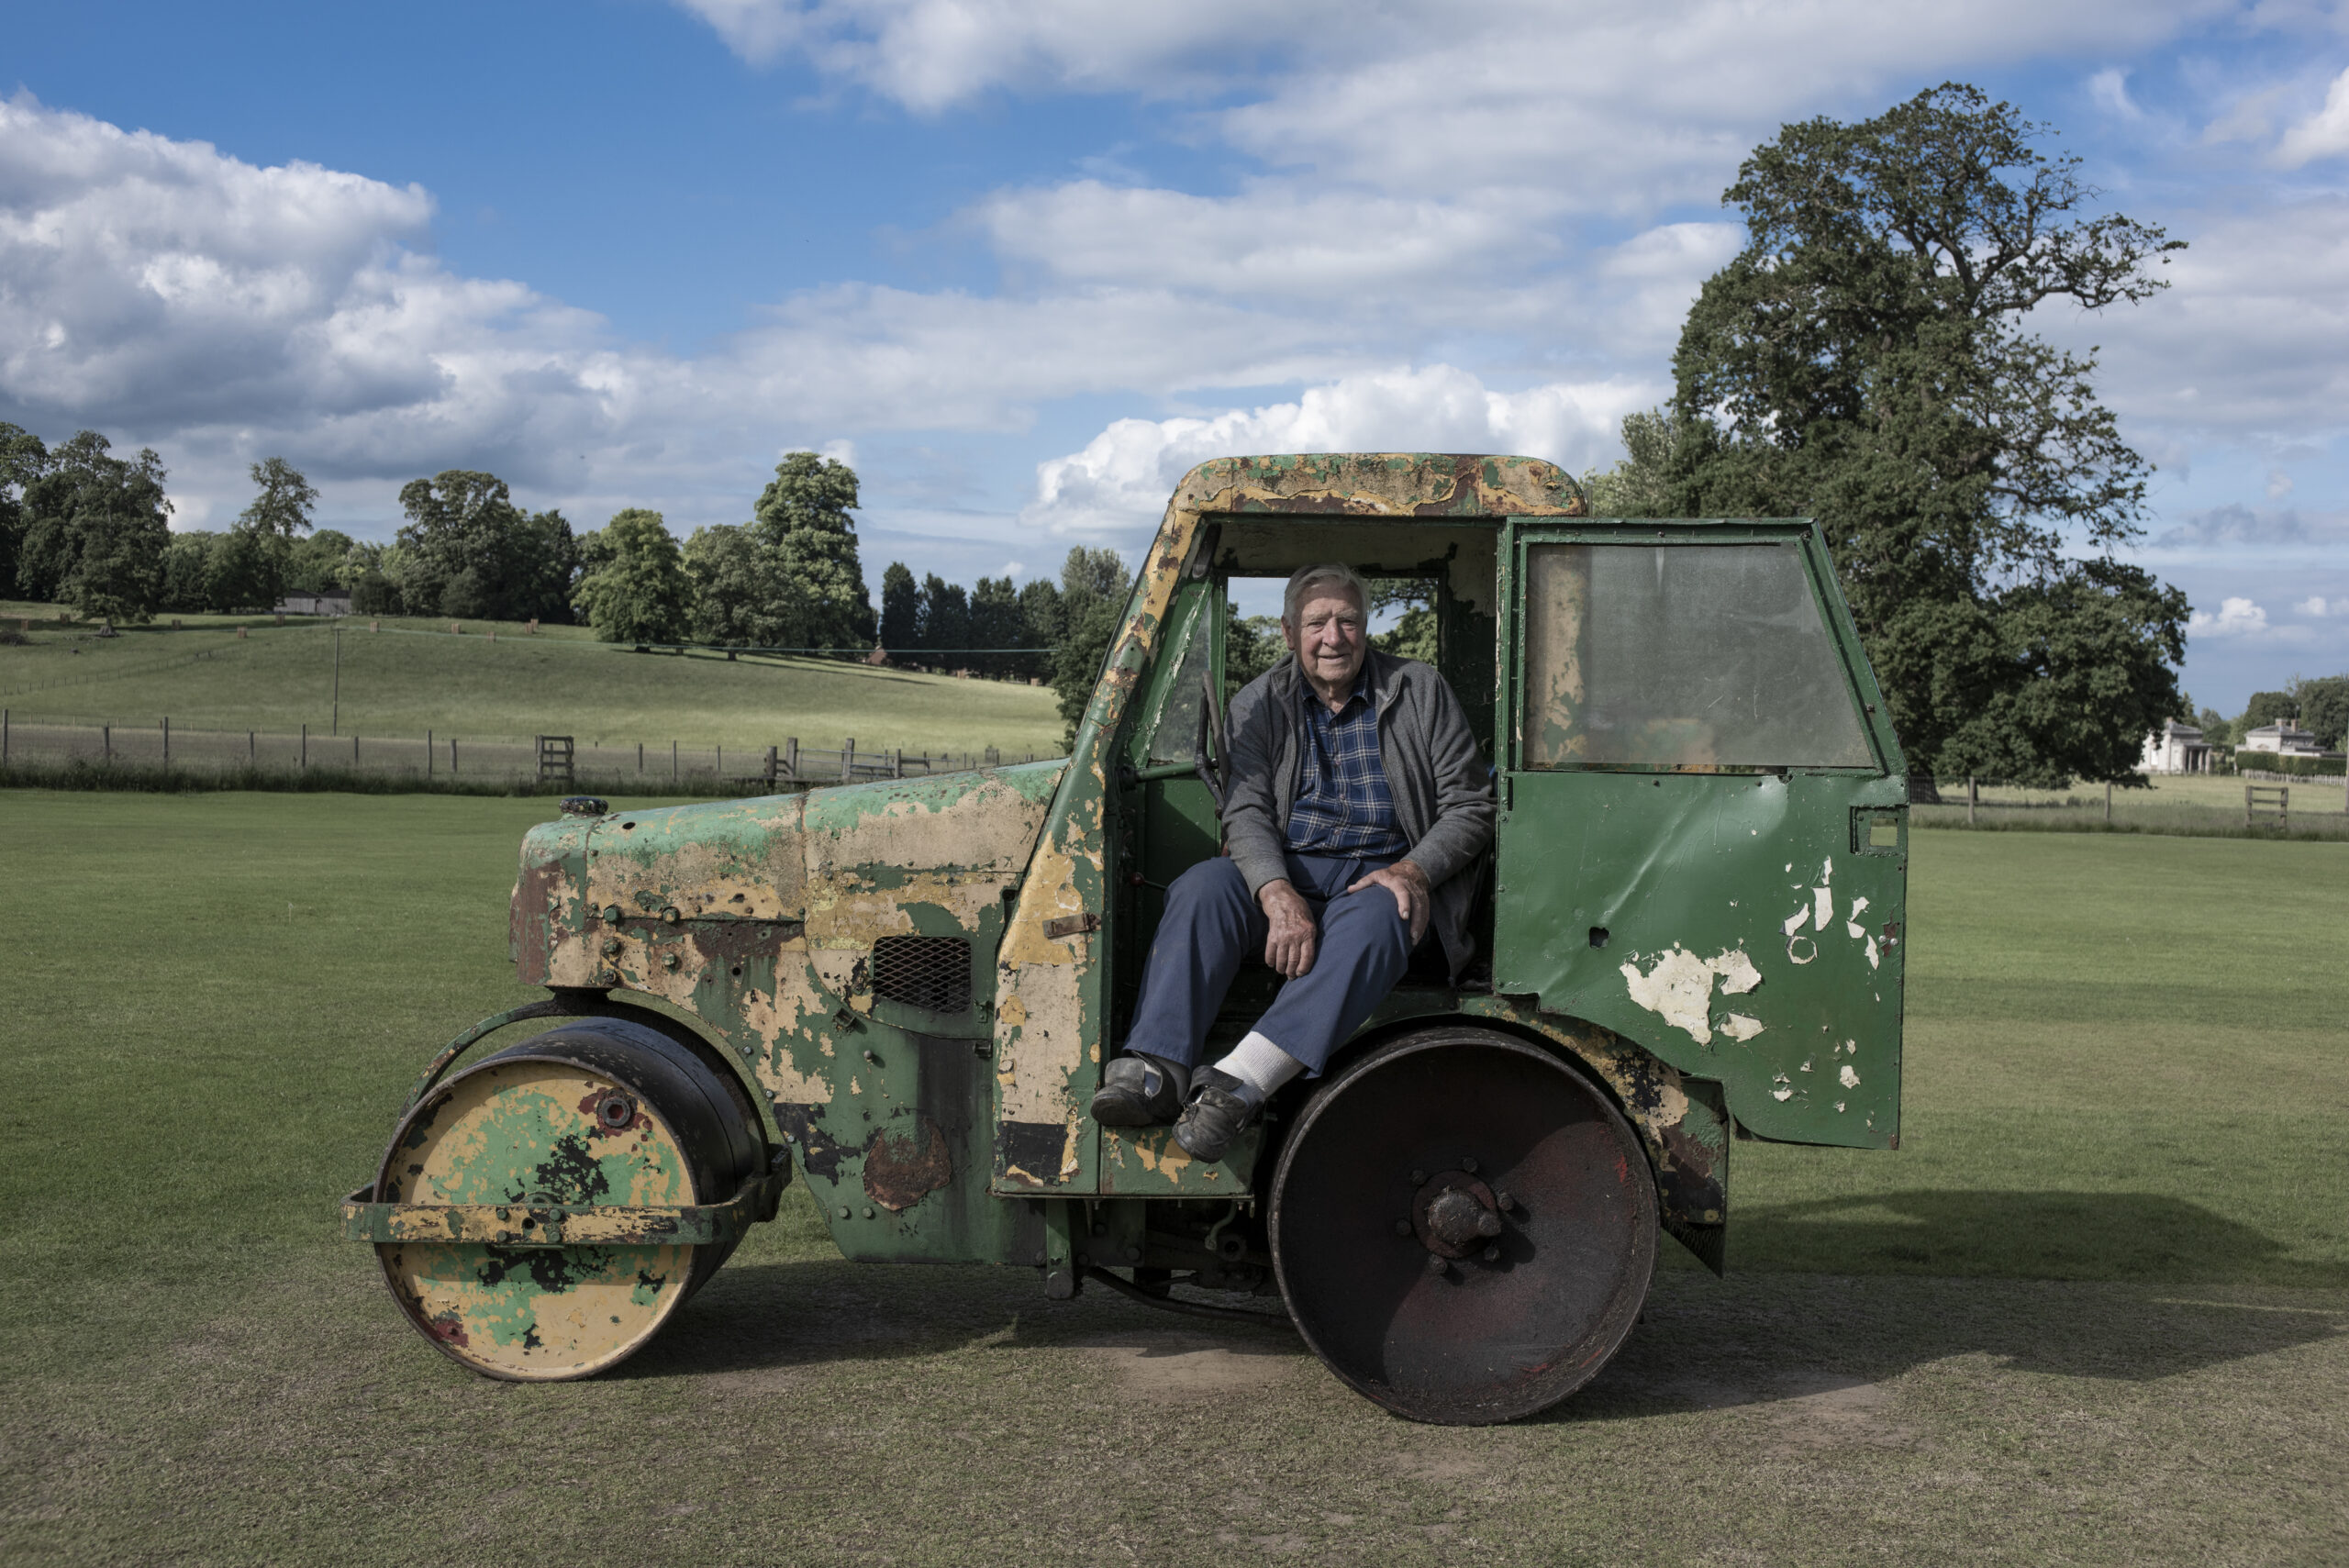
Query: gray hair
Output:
[[1282, 562, 1370, 626]]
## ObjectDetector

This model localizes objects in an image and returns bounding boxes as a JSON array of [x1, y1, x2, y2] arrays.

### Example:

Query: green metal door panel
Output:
[[1492, 771, 1905, 1145], [1494, 518, 1909, 1150]]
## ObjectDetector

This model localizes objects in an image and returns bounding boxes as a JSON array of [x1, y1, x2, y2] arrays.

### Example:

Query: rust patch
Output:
[[863, 1115, 953, 1212]]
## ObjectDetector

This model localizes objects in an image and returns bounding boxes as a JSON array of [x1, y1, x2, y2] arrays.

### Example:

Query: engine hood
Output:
[[511, 760, 1069, 988]]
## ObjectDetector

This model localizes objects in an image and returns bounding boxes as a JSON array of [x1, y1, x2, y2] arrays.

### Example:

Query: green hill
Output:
[[0, 607, 1063, 756]]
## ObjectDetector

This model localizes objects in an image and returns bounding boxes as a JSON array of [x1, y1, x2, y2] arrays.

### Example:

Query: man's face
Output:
[[1284, 584, 1367, 692]]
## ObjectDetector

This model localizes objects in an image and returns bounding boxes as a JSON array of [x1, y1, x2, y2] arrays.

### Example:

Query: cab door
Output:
[[1490, 519, 1909, 1149]]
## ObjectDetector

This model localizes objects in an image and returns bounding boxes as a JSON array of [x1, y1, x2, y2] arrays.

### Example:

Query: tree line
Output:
[[0, 430, 1153, 735]]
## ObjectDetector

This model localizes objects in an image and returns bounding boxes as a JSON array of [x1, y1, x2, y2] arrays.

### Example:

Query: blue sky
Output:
[[6, 0, 2348, 709]]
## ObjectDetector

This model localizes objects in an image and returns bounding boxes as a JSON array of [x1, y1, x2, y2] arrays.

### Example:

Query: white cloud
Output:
[[2089, 67, 2143, 119], [2295, 595, 2332, 615], [2277, 63, 2349, 164], [1021, 364, 1656, 535], [2266, 468, 2294, 497], [2082, 195, 2349, 448], [2188, 595, 2272, 637]]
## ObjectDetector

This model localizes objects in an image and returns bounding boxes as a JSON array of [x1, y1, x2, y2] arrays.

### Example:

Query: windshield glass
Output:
[[1520, 541, 1874, 769]]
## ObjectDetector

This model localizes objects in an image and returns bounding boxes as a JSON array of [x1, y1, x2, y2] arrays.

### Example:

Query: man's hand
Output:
[[1348, 860, 1432, 947], [1259, 880, 1319, 978]]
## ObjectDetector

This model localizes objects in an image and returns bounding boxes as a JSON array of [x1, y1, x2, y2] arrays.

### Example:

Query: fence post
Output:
[[2104, 780, 2111, 823], [162, 716, 169, 765], [301, 723, 306, 772], [638, 741, 643, 774], [451, 736, 458, 773], [716, 743, 721, 780], [103, 723, 110, 762], [785, 738, 798, 780], [764, 745, 777, 786], [428, 729, 433, 778], [249, 730, 255, 765], [1966, 775, 1976, 827], [672, 740, 677, 783], [353, 734, 360, 767], [841, 738, 856, 783], [4, 708, 9, 763]]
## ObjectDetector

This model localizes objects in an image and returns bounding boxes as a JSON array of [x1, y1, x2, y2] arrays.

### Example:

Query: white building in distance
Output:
[[2139, 718, 2214, 774]]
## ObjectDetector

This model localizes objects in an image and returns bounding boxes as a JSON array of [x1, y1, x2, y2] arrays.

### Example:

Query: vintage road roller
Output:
[[344, 453, 1909, 1423]]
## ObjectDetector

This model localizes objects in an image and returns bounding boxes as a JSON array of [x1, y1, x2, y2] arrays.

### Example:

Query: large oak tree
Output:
[[1598, 84, 2189, 794]]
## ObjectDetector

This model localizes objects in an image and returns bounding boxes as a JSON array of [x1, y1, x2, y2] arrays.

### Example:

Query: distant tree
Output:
[[160, 531, 216, 613], [17, 431, 172, 622], [0, 423, 47, 598], [574, 508, 690, 643], [2196, 706, 2230, 743], [969, 575, 1022, 676], [1368, 579, 1438, 664], [204, 526, 277, 612], [349, 541, 407, 615], [1018, 578, 1064, 678], [1225, 609, 1284, 695], [683, 524, 785, 645], [395, 470, 577, 622], [1610, 83, 2187, 794], [2236, 691, 2297, 736], [232, 455, 316, 607], [751, 452, 873, 651], [284, 529, 356, 596], [877, 562, 919, 653], [2292, 675, 2349, 751], [1049, 547, 1130, 744], [918, 573, 970, 664]]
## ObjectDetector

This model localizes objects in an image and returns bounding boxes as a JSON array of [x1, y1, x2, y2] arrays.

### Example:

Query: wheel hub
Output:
[[1411, 1172, 1503, 1258]]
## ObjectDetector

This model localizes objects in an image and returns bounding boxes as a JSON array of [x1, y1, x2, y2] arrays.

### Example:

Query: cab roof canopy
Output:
[[1165, 453, 1586, 583]]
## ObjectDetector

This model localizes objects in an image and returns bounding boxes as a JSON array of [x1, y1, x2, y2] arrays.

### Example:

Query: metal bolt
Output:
[[602, 905, 622, 922], [1125, 1246, 1141, 1262], [863, 1050, 878, 1064], [1424, 1254, 1447, 1277], [1394, 1219, 1413, 1237], [601, 937, 621, 956], [1495, 1190, 1515, 1211], [838, 1207, 850, 1218], [863, 1207, 874, 1219], [1476, 1210, 1503, 1238], [662, 952, 681, 971], [1483, 1246, 1500, 1262], [1461, 1157, 1478, 1173]]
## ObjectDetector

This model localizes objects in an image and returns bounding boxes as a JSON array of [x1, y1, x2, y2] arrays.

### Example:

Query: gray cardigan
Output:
[[1221, 649, 1497, 981]]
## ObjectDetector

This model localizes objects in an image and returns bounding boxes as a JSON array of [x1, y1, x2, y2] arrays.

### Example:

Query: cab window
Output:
[[1519, 542, 1873, 770]]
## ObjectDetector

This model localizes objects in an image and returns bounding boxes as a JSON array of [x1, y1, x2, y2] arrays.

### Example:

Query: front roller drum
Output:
[[1270, 1026, 1658, 1424], [373, 1018, 768, 1381]]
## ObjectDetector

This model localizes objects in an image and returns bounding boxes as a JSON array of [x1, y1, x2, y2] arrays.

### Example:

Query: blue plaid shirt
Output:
[[1285, 668, 1408, 857]]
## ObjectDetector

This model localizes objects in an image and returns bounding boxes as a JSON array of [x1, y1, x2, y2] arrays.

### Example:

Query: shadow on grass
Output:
[[618, 1191, 2346, 1420], [1732, 1188, 2349, 1289], [1567, 1268, 2349, 1429], [615, 1256, 1297, 1384]]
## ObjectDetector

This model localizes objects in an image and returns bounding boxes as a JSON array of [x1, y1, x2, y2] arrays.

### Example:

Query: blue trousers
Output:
[[1123, 852, 1419, 1076]]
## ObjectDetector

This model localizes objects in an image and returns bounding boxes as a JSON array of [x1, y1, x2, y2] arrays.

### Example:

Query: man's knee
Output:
[[1164, 855, 1251, 914], [1326, 885, 1415, 960]]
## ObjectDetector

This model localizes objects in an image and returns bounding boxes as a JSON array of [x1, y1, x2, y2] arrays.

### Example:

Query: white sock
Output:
[[1213, 1030, 1306, 1100]]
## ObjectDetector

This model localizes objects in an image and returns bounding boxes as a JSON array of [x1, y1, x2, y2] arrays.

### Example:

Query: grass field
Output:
[[2, 795, 2346, 1564], [0, 605, 1063, 755], [1916, 771, 2349, 841]]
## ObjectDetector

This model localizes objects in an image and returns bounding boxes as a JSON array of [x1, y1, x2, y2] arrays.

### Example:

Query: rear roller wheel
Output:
[[1269, 1026, 1657, 1424], [373, 1018, 765, 1381]]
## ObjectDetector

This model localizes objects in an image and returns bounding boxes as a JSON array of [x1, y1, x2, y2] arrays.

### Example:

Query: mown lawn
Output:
[[1, 794, 2343, 1565], [0, 606, 1062, 756]]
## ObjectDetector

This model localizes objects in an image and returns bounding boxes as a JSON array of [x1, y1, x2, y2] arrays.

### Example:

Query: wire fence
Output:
[[0, 713, 1055, 791]]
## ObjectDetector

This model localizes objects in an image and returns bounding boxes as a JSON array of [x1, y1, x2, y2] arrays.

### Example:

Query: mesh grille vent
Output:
[[870, 935, 972, 1014]]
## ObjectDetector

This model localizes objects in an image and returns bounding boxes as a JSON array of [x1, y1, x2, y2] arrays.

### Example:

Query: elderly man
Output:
[[1088, 562, 1497, 1161]]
